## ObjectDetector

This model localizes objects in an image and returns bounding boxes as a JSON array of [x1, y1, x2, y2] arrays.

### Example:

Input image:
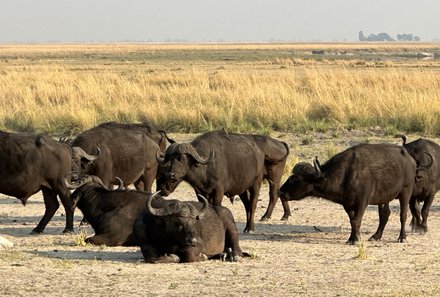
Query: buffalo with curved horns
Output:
[[156, 129, 267, 233], [70, 121, 174, 192], [134, 192, 244, 263], [64, 174, 144, 246], [279, 143, 431, 244], [0, 130, 97, 234]]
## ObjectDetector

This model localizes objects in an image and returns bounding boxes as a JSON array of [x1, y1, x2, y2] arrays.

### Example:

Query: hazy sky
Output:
[[0, 0, 439, 43]]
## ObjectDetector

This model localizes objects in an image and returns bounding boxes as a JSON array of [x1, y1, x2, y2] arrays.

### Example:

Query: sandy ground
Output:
[[1, 131, 440, 297]]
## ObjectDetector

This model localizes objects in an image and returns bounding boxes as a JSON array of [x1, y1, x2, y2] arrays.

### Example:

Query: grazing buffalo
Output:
[[64, 175, 144, 246], [279, 143, 421, 244], [0, 130, 95, 234], [133, 192, 244, 263], [397, 135, 440, 233], [71, 121, 173, 192], [157, 130, 266, 233], [240, 133, 290, 221]]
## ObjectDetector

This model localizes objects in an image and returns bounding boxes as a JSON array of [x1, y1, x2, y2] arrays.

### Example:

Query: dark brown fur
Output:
[[0, 131, 74, 233], [279, 143, 417, 244]]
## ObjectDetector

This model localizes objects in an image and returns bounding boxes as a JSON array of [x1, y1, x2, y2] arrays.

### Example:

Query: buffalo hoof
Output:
[[30, 229, 43, 235], [397, 238, 407, 243], [411, 225, 427, 234], [232, 255, 242, 262], [280, 216, 289, 221], [63, 228, 75, 234], [368, 236, 381, 242], [345, 240, 355, 245], [242, 229, 254, 234], [259, 216, 270, 222]]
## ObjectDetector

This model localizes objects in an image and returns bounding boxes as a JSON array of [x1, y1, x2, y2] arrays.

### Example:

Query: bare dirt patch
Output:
[[1, 131, 440, 297]]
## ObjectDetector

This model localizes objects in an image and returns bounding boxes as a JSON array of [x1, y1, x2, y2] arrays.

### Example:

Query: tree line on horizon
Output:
[[359, 31, 420, 42]]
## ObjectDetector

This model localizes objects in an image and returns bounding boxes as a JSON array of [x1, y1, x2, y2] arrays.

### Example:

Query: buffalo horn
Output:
[[146, 191, 175, 217], [313, 156, 322, 177], [394, 134, 407, 145], [62, 172, 82, 190], [114, 177, 124, 190], [156, 149, 165, 163], [181, 143, 213, 164], [72, 146, 101, 161], [417, 152, 434, 171], [196, 194, 209, 219]]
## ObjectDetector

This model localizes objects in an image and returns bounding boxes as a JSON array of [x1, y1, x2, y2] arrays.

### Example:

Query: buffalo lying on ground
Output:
[[157, 130, 267, 233], [71, 121, 173, 192], [397, 135, 440, 233], [64, 175, 144, 246], [0, 130, 95, 234], [279, 143, 424, 244], [133, 192, 244, 263]]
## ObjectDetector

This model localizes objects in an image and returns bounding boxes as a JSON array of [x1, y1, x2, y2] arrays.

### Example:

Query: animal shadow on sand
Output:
[[237, 222, 348, 244], [27, 249, 144, 264]]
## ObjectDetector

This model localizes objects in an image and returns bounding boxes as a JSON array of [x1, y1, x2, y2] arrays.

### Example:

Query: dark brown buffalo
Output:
[[133, 192, 243, 263], [279, 143, 419, 244], [240, 133, 290, 221], [397, 135, 440, 233], [0, 130, 95, 234], [156, 130, 266, 233], [71, 121, 172, 192], [64, 175, 144, 246]]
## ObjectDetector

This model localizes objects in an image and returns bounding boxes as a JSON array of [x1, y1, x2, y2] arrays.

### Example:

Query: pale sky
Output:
[[0, 0, 439, 43]]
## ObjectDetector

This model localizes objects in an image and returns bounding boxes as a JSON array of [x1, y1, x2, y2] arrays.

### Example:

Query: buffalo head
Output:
[[63, 174, 123, 208], [146, 192, 208, 247], [279, 157, 322, 201], [156, 143, 213, 196]]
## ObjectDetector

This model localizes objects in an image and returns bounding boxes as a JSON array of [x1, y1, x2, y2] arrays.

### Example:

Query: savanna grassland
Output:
[[0, 43, 439, 136], [2, 43, 440, 297]]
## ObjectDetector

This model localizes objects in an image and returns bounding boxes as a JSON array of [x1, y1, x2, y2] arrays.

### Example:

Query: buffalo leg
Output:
[[239, 192, 251, 233], [369, 203, 390, 241], [397, 190, 411, 243], [260, 168, 291, 221], [344, 205, 366, 245], [409, 197, 423, 232], [243, 183, 262, 233], [420, 194, 434, 233], [57, 188, 74, 233], [140, 245, 180, 263], [86, 234, 115, 246], [31, 188, 59, 234]]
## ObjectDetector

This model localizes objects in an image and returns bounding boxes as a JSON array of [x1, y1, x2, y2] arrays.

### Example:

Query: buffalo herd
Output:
[[1, 121, 438, 263]]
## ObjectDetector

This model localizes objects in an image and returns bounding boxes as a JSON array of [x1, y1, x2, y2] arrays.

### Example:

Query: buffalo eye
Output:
[[195, 216, 200, 221]]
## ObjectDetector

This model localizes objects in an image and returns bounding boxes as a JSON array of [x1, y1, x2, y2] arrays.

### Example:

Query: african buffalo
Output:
[[71, 121, 172, 192], [64, 175, 144, 246], [0, 130, 96, 234], [397, 135, 440, 233], [279, 143, 420, 244], [240, 133, 290, 221], [157, 130, 266, 233], [133, 192, 244, 263]]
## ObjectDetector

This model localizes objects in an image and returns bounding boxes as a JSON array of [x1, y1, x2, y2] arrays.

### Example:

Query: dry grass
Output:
[[0, 43, 439, 135]]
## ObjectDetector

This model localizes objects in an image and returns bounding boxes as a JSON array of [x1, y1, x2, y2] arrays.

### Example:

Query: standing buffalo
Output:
[[240, 133, 290, 221], [71, 121, 173, 192], [157, 130, 266, 233], [279, 143, 420, 244], [397, 135, 440, 233], [0, 130, 95, 234], [133, 192, 244, 263], [64, 175, 144, 246]]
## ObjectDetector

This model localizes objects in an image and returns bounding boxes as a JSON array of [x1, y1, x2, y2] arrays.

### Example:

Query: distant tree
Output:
[[359, 31, 366, 41]]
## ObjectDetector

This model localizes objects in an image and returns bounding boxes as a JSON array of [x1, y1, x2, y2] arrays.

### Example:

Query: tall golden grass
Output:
[[0, 44, 439, 135]]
